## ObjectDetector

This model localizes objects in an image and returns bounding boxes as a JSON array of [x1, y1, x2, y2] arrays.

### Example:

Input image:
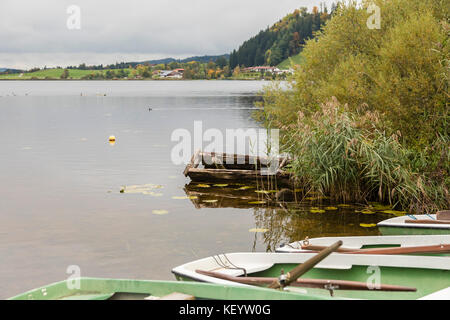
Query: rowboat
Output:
[[183, 151, 293, 185], [276, 235, 450, 255], [172, 252, 450, 300], [8, 277, 328, 300], [378, 214, 450, 235]]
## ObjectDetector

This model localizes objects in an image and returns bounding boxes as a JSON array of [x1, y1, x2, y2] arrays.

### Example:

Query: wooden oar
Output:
[[301, 244, 450, 255], [195, 269, 416, 292], [269, 240, 343, 289], [405, 219, 450, 225]]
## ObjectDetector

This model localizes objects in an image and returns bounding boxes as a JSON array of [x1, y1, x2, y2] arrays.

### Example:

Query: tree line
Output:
[[229, 4, 335, 68]]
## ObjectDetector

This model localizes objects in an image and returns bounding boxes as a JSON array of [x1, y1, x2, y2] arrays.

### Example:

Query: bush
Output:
[[260, 0, 449, 212], [283, 98, 448, 213], [263, 0, 449, 149]]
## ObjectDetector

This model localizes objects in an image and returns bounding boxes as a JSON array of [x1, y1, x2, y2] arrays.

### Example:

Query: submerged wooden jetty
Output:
[[183, 151, 293, 185]]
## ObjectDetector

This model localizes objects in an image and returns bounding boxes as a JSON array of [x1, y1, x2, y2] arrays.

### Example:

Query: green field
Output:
[[277, 52, 304, 69], [0, 68, 132, 80]]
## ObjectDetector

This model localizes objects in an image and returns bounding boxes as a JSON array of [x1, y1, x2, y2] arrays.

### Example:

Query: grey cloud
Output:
[[0, 0, 336, 68]]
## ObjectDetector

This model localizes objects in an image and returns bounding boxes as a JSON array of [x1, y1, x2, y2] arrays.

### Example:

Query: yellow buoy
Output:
[[108, 135, 116, 145]]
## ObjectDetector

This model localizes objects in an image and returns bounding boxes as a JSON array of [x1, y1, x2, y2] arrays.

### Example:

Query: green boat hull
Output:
[[175, 265, 450, 300], [379, 226, 450, 235], [8, 277, 332, 300]]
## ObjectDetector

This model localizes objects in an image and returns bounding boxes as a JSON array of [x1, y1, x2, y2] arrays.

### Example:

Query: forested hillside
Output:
[[229, 5, 334, 68]]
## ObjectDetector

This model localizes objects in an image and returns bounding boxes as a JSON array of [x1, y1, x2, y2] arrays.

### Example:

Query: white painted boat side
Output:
[[377, 215, 450, 229], [172, 252, 450, 288], [276, 235, 450, 253], [418, 287, 450, 300]]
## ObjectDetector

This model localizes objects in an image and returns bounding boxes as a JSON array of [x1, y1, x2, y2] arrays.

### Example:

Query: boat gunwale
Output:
[[377, 215, 450, 230]]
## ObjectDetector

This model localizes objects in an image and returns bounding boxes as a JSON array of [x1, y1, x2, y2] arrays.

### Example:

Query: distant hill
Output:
[[229, 5, 334, 68], [138, 54, 230, 66], [0, 68, 23, 73]]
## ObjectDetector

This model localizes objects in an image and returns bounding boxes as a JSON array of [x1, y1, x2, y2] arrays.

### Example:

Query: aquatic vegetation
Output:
[[236, 186, 254, 190], [325, 207, 338, 210], [120, 184, 164, 194], [382, 210, 407, 216], [213, 184, 229, 187], [248, 201, 266, 205], [360, 210, 376, 215], [259, 0, 449, 214], [249, 228, 269, 233], [172, 196, 198, 200], [360, 223, 377, 228], [202, 199, 219, 203], [152, 210, 169, 215], [310, 209, 325, 214], [196, 184, 211, 188]]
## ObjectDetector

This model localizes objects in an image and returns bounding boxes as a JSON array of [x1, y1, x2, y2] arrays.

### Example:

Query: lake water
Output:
[[0, 80, 385, 298]]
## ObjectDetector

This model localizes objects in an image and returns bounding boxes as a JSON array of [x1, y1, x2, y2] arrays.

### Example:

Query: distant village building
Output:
[[242, 66, 282, 74], [156, 70, 183, 79]]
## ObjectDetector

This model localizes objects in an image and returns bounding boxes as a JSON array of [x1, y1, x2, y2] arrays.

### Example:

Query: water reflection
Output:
[[184, 181, 389, 251]]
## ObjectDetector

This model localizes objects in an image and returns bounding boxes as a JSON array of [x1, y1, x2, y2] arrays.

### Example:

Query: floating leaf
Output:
[[152, 210, 169, 215], [188, 196, 198, 200], [203, 199, 218, 203], [338, 204, 352, 207], [249, 228, 269, 233], [325, 207, 338, 210], [237, 186, 253, 190], [255, 190, 271, 194], [196, 184, 211, 188], [248, 201, 266, 204], [213, 184, 229, 187], [368, 202, 393, 211], [310, 209, 326, 213], [361, 210, 376, 215], [121, 184, 164, 195], [382, 210, 407, 216], [360, 223, 377, 228]]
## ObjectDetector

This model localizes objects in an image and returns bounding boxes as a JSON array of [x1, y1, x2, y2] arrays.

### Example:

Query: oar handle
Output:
[[270, 240, 343, 289]]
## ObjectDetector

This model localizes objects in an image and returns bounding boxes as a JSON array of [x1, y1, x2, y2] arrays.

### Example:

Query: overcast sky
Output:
[[0, 0, 336, 69]]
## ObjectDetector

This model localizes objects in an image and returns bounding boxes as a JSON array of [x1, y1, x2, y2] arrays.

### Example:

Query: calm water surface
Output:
[[0, 80, 385, 298]]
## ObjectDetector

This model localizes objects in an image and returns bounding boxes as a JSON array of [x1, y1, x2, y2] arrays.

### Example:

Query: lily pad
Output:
[[360, 223, 377, 228], [361, 210, 376, 215], [152, 210, 169, 215], [338, 204, 352, 207], [237, 186, 254, 190], [213, 184, 229, 187], [120, 184, 164, 195], [249, 228, 269, 233], [202, 199, 219, 203], [325, 207, 338, 210], [248, 201, 266, 205], [382, 210, 407, 216], [310, 209, 326, 213], [196, 184, 211, 188]]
